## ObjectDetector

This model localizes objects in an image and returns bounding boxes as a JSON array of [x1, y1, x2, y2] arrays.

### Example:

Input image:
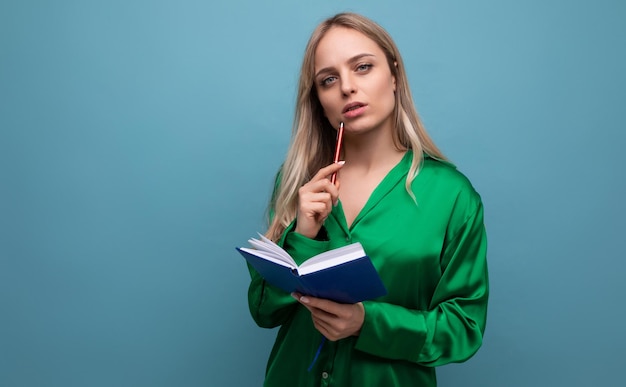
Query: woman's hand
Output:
[[295, 162, 344, 239], [292, 293, 365, 341]]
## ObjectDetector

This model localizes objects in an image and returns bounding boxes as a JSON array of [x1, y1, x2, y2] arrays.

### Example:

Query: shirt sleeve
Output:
[[354, 200, 489, 366], [247, 224, 331, 328]]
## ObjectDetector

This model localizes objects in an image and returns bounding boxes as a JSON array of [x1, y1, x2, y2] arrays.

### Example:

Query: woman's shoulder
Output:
[[419, 154, 482, 209], [423, 154, 475, 188]]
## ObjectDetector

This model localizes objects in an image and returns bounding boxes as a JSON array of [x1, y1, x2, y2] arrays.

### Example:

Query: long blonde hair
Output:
[[266, 12, 446, 241]]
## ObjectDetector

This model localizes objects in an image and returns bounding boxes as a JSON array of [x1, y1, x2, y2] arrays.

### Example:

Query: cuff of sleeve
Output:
[[355, 301, 429, 362], [283, 229, 331, 266], [417, 307, 437, 360]]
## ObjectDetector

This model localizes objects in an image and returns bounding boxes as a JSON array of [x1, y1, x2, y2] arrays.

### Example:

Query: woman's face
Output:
[[314, 27, 396, 135]]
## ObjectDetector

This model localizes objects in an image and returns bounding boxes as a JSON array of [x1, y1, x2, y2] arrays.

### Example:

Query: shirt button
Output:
[[345, 236, 350, 242], [322, 371, 329, 379]]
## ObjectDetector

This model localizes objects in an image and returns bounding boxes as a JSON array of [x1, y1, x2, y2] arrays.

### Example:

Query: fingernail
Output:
[[300, 296, 310, 304], [336, 160, 345, 165], [291, 292, 298, 300]]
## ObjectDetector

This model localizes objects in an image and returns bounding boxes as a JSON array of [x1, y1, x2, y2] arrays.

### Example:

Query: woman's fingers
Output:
[[300, 191, 332, 210], [302, 175, 339, 198], [312, 316, 334, 339], [295, 162, 345, 238], [304, 163, 344, 205], [291, 293, 364, 341], [312, 161, 345, 182]]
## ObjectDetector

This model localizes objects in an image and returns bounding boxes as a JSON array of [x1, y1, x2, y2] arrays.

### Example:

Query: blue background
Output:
[[1, 1, 625, 386]]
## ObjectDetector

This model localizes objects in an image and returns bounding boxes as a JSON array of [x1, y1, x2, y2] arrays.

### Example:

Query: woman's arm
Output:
[[247, 164, 341, 327], [248, 226, 333, 328], [355, 202, 488, 365]]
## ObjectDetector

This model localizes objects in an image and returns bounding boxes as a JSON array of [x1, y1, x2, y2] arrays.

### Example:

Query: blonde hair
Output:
[[266, 12, 446, 241]]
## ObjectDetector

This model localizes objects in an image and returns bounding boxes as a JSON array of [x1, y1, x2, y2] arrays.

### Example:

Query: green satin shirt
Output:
[[247, 151, 489, 386]]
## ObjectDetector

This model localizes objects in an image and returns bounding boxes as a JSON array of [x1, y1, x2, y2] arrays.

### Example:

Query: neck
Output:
[[342, 124, 406, 172]]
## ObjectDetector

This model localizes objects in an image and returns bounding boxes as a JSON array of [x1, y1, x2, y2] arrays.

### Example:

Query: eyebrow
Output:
[[315, 53, 376, 79]]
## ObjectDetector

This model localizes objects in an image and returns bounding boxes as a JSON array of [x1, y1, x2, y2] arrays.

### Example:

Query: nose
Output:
[[340, 73, 356, 96]]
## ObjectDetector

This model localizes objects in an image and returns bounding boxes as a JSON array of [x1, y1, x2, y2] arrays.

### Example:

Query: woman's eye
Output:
[[321, 76, 337, 86], [356, 63, 373, 72]]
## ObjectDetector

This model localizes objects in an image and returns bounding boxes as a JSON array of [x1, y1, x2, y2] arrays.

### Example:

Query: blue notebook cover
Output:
[[237, 244, 387, 304]]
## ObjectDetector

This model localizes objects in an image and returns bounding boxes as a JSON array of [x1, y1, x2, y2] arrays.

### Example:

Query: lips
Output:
[[342, 102, 366, 113], [342, 102, 367, 119]]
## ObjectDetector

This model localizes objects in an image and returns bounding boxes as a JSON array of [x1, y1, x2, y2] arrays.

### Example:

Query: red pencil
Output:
[[330, 122, 344, 185]]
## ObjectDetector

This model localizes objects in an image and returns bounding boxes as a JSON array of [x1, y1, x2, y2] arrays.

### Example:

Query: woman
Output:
[[247, 12, 488, 386]]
